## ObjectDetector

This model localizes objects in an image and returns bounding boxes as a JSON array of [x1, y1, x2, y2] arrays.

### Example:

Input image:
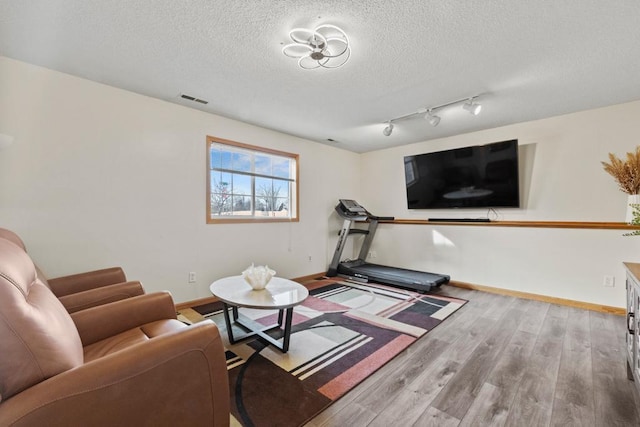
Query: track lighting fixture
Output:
[[463, 98, 482, 115], [381, 95, 482, 135], [425, 109, 440, 127]]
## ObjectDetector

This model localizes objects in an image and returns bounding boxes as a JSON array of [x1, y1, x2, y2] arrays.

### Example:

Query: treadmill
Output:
[[327, 199, 450, 293]]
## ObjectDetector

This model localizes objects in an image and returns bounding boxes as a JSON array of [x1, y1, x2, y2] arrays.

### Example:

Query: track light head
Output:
[[463, 98, 482, 115], [382, 122, 394, 136], [425, 110, 440, 127]]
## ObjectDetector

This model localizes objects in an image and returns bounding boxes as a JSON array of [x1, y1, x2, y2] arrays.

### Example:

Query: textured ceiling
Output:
[[1, 1, 640, 153]]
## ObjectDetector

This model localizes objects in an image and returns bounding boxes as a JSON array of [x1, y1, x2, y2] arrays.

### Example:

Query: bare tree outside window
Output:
[[233, 196, 250, 213], [211, 180, 231, 215], [257, 183, 281, 215]]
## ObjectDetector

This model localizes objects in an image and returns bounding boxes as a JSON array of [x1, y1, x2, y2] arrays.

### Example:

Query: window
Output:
[[207, 136, 299, 223]]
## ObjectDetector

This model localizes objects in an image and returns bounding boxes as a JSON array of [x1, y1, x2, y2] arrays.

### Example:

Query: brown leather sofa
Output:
[[0, 228, 144, 313], [0, 238, 230, 426]]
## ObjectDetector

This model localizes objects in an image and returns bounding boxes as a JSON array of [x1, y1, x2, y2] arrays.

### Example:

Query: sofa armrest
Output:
[[58, 281, 145, 313], [71, 292, 178, 346], [47, 267, 127, 297], [0, 321, 230, 427]]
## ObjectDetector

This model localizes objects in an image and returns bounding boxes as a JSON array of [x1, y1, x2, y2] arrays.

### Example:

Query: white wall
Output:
[[0, 56, 360, 303], [3, 55, 639, 308], [360, 101, 640, 308]]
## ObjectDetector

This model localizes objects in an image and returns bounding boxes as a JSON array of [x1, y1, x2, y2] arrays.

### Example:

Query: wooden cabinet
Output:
[[624, 262, 640, 387]]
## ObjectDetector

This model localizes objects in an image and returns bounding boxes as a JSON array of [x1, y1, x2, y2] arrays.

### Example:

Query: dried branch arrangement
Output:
[[602, 146, 640, 195]]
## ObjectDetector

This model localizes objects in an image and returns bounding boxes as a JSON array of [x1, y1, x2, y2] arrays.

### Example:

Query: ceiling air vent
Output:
[[180, 94, 209, 105]]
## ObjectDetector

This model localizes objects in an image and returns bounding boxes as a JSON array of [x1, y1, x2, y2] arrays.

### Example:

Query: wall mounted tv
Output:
[[404, 139, 520, 209]]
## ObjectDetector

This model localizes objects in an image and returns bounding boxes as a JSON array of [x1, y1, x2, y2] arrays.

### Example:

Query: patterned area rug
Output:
[[183, 278, 466, 427]]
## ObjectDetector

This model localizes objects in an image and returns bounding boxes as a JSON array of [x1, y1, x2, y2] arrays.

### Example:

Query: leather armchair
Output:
[[0, 228, 144, 312], [0, 239, 230, 426]]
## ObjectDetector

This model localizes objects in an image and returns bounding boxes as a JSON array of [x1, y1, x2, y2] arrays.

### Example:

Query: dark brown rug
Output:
[[188, 278, 466, 427]]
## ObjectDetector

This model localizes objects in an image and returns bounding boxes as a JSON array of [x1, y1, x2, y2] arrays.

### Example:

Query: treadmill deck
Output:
[[337, 260, 449, 292]]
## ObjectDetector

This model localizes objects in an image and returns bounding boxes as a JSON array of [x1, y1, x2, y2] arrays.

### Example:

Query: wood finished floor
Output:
[[303, 285, 640, 427]]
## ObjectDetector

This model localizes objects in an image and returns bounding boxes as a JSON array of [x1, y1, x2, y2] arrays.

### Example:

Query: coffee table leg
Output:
[[277, 308, 284, 327], [221, 302, 238, 344], [281, 307, 294, 352]]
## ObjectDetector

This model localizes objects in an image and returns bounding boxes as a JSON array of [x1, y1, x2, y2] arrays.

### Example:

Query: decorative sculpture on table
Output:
[[242, 264, 276, 290]]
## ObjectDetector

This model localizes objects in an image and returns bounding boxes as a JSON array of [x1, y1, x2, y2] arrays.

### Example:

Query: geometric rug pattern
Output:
[[187, 278, 466, 427]]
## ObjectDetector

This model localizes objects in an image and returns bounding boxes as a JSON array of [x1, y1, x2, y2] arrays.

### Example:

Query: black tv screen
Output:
[[405, 139, 520, 209]]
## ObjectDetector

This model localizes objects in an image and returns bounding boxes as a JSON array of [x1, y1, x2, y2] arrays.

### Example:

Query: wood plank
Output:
[[428, 294, 502, 350], [458, 382, 512, 426], [503, 308, 568, 426], [472, 292, 517, 322], [458, 325, 538, 425], [550, 307, 595, 426], [354, 338, 451, 413], [546, 303, 570, 320], [517, 299, 550, 335], [590, 311, 640, 426], [367, 356, 461, 427], [430, 303, 526, 419], [486, 329, 538, 389], [410, 406, 460, 427], [438, 314, 497, 365], [427, 292, 517, 365]]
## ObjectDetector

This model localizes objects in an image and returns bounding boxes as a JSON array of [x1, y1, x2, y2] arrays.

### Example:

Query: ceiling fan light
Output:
[[298, 55, 324, 69], [289, 28, 325, 45], [283, 24, 350, 70], [282, 43, 313, 58]]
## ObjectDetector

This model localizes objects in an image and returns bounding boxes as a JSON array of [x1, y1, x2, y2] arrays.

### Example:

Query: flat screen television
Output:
[[404, 139, 520, 209]]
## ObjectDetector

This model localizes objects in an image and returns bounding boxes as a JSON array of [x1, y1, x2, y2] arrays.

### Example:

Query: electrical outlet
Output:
[[603, 275, 615, 288], [308, 255, 312, 262], [188, 272, 196, 283]]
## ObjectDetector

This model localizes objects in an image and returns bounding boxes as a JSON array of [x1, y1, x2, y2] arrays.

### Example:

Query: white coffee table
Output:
[[209, 276, 309, 353]]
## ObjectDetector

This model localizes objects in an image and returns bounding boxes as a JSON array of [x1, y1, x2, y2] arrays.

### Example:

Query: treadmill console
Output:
[[339, 199, 366, 214], [336, 199, 395, 222], [335, 199, 368, 220]]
